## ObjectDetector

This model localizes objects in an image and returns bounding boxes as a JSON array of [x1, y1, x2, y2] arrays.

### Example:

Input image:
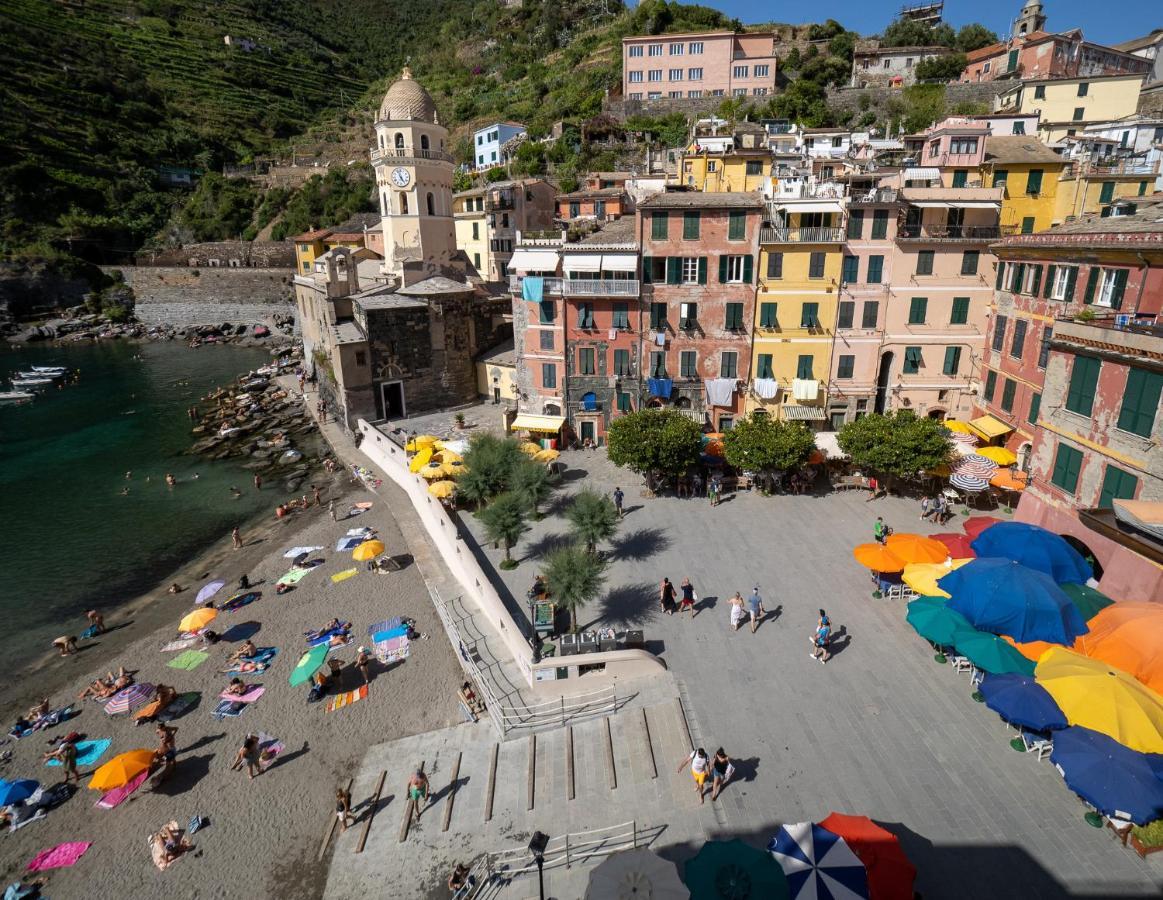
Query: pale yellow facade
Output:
[[677, 152, 770, 193], [1055, 172, 1155, 221], [995, 75, 1144, 143], [475, 357, 517, 402]]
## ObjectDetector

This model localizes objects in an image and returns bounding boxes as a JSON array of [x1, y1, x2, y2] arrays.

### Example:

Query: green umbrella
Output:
[[289, 644, 329, 687], [953, 630, 1036, 676], [684, 839, 789, 900], [905, 597, 976, 646], [1061, 582, 1114, 622]]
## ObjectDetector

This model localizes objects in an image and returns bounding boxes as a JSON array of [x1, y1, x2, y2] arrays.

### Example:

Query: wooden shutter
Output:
[[666, 257, 681, 285], [1083, 267, 1100, 304], [718, 255, 728, 283], [641, 256, 653, 284], [1043, 265, 1056, 298], [995, 262, 1005, 290], [1064, 266, 1078, 301], [1030, 265, 1042, 297], [742, 255, 753, 284], [1109, 269, 1129, 310], [697, 257, 707, 285]]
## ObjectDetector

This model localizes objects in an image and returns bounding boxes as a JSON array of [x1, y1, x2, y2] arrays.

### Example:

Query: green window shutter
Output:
[[759, 303, 778, 328], [992, 170, 1008, 188], [1099, 465, 1139, 509], [1027, 169, 1043, 195], [952, 170, 968, 188], [1028, 391, 1041, 425], [1051, 443, 1082, 493], [842, 256, 858, 283], [916, 251, 934, 275], [641, 256, 653, 284], [1013, 263, 1026, 290], [1030, 265, 1043, 296], [867, 256, 883, 283], [961, 251, 979, 276], [742, 255, 753, 284], [1082, 267, 1100, 304], [1109, 269, 1129, 310], [766, 252, 783, 279], [983, 369, 997, 401], [1043, 265, 1056, 298], [871, 210, 888, 239], [666, 256, 681, 285], [683, 211, 700, 240], [1065, 356, 1100, 416], [618, 392, 631, 412], [861, 301, 879, 328], [801, 302, 819, 328], [728, 211, 745, 240], [1021, 217, 1035, 234], [1099, 181, 1115, 203], [651, 212, 668, 240], [796, 355, 813, 379], [951, 297, 970, 325], [1001, 378, 1016, 412], [837, 301, 854, 329], [903, 347, 922, 374], [697, 257, 707, 284], [1140, 181, 1149, 196], [837, 355, 855, 378], [717, 255, 728, 283], [757, 354, 773, 379], [1064, 266, 1078, 301], [846, 210, 864, 239], [942, 346, 961, 375], [995, 262, 1005, 290], [1118, 368, 1163, 437], [908, 297, 927, 324]]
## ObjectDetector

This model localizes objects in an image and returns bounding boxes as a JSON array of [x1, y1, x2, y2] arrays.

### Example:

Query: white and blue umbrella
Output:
[[950, 472, 990, 493], [768, 822, 869, 900]]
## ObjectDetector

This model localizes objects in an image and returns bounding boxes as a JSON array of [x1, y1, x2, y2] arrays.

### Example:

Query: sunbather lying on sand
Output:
[[225, 678, 249, 696], [227, 640, 258, 663]]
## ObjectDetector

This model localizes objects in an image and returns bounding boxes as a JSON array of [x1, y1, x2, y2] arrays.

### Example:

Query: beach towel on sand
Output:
[[277, 568, 312, 586], [211, 699, 247, 720], [26, 841, 91, 872], [160, 637, 199, 653], [335, 537, 363, 551], [326, 684, 368, 713], [257, 732, 284, 766], [331, 568, 359, 584], [167, 650, 209, 671], [283, 546, 323, 558], [220, 591, 260, 612], [46, 739, 110, 768], [217, 685, 264, 704], [96, 769, 149, 809]]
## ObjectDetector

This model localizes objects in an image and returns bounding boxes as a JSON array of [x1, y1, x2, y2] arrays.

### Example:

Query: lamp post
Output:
[[528, 831, 549, 900]]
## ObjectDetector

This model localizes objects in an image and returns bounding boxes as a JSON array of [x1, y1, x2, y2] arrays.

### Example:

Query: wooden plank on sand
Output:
[[318, 777, 353, 861], [355, 770, 386, 854], [441, 751, 462, 833]]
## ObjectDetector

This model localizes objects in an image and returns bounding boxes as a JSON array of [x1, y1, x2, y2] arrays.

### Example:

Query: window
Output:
[[733, 88, 747, 97], [1034, 84, 1046, 99], [618, 392, 632, 413], [648, 70, 662, 82], [1118, 368, 1163, 437], [916, 250, 934, 275], [847, 209, 864, 239], [871, 210, 888, 239], [688, 67, 703, 80], [539, 300, 555, 324], [759, 303, 778, 329], [838, 301, 854, 329], [837, 355, 855, 379], [1072, 107, 1085, 122], [1065, 356, 1101, 417], [903, 346, 922, 374], [943, 347, 961, 376], [576, 303, 595, 329], [1097, 268, 1129, 309], [669, 42, 683, 55], [648, 43, 662, 56], [539, 329, 554, 351], [983, 369, 998, 402], [745, 161, 762, 176], [611, 303, 630, 330], [651, 212, 668, 240], [628, 71, 644, 83], [754, 64, 769, 77], [679, 210, 701, 240], [720, 255, 751, 283], [1077, 82, 1089, 96], [426, 192, 435, 216], [668, 90, 683, 99], [1099, 465, 1139, 508], [1028, 391, 1041, 425], [1021, 217, 1035, 234], [992, 314, 1008, 352], [866, 255, 884, 284], [808, 252, 825, 279], [707, 160, 718, 173], [679, 302, 698, 328], [1007, 319, 1027, 359], [961, 251, 979, 276], [471, 222, 479, 240], [1051, 266, 1076, 301], [542, 363, 557, 389], [733, 65, 749, 78], [720, 351, 738, 379], [801, 302, 820, 329], [728, 210, 746, 240], [766, 252, 783, 279], [1140, 180, 1150, 197], [1026, 169, 1043, 196], [679, 350, 697, 378], [1012, 121, 1025, 135], [669, 68, 683, 81], [757, 354, 774, 379], [1099, 181, 1115, 204], [1050, 442, 1083, 493], [578, 347, 596, 374], [951, 297, 970, 325], [796, 355, 814, 379], [1000, 378, 1016, 413], [399, 192, 408, 214], [473, 251, 481, 269], [1033, 326, 1052, 369], [992, 170, 1009, 188], [861, 301, 879, 328], [650, 302, 667, 330], [628, 45, 643, 58], [607, 348, 629, 376], [842, 255, 858, 283], [950, 137, 978, 154], [687, 90, 702, 98], [650, 351, 667, 378], [952, 170, 968, 188], [908, 297, 927, 325], [689, 41, 703, 54]]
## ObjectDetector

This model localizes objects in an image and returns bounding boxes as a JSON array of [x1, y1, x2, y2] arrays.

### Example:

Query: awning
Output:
[[783, 405, 826, 421], [775, 200, 843, 213], [508, 249, 560, 271], [948, 200, 1001, 208], [510, 414, 565, 433], [562, 253, 602, 273], [904, 167, 940, 181], [813, 431, 848, 459], [602, 254, 638, 272], [908, 200, 950, 208], [968, 414, 1014, 440]]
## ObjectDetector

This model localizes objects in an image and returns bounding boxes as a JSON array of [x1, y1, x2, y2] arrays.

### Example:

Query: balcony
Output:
[[486, 193, 515, 211], [897, 225, 1001, 242], [508, 276, 640, 297], [760, 226, 845, 243], [848, 188, 899, 206], [1062, 158, 1160, 178], [370, 147, 453, 164]]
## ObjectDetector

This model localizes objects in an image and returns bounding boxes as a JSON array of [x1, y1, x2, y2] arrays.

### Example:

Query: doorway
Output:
[[381, 380, 406, 420], [579, 420, 596, 445], [874, 352, 894, 414]]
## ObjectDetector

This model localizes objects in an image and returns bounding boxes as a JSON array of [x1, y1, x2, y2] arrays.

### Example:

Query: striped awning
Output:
[[510, 414, 565, 433], [904, 167, 940, 181], [782, 405, 826, 421]]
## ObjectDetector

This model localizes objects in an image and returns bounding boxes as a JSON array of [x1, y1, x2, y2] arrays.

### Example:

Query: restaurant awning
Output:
[[949, 200, 1001, 208], [782, 405, 826, 421], [775, 200, 843, 213], [903, 167, 940, 181], [510, 414, 566, 433], [968, 414, 1014, 441], [908, 201, 950, 208], [509, 249, 560, 271], [562, 253, 603, 272], [602, 254, 638, 272]]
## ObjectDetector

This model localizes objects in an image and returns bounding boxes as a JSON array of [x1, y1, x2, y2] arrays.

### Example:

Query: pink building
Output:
[[962, 30, 1150, 82], [622, 31, 776, 101]]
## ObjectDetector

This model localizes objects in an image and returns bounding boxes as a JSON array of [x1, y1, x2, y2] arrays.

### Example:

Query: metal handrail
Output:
[[760, 226, 844, 243], [898, 225, 1000, 240], [370, 147, 453, 163], [483, 820, 641, 879]]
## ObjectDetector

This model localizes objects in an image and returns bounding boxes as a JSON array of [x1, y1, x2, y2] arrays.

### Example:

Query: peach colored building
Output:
[[622, 31, 776, 100], [962, 29, 1149, 83]]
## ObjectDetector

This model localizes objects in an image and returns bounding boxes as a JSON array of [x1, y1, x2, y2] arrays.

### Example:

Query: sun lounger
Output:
[[1016, 729, 1053, 760]]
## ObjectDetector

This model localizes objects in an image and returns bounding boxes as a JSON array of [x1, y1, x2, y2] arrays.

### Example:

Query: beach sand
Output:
[[0, 474, 463, 898]]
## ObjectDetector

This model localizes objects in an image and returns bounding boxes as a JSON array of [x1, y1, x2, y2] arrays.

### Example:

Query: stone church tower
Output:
[[372, 68, 458, 286], [1012, 0, 1047, 38]]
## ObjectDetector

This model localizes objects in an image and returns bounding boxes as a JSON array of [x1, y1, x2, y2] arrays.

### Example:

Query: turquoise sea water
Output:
[[0, 341, 276, 667]]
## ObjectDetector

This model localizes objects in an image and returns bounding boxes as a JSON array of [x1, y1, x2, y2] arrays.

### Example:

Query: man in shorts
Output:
[[747, 587, 765, 634], [407, 769, 430, 821]]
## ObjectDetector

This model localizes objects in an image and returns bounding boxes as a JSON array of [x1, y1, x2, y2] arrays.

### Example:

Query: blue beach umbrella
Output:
[[970, 522, 1092, 584], [1051, 726, 1163, 825], [940, 558, 1088, 645], [0, 778, 39, 806], [979, 674, 1068, 731], [768, 823, 869, 900]]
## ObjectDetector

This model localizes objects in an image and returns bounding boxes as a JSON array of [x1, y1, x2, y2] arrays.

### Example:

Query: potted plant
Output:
[[454, 412, 466, 430], [1129, 820, 1163, 858]]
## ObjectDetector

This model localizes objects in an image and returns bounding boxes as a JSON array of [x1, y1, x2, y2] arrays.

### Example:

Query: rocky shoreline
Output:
[[5, 308, 297, 348]]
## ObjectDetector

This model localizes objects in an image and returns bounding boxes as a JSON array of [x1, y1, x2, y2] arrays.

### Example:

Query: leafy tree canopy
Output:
[[955, 24, 1000, 53], [543, 542, 607, 633], [836, 411, 952, 480], [766, 80, 833, 127], [479, 491, 528, 563], [721, 416, 817, 472], [881, 19, 956, 48], [460, 434, 528, 503], [606, 409, 703, 484], [916, 53, 968, 82]]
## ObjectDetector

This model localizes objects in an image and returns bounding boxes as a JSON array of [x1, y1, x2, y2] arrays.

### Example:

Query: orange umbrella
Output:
[[1002, 634, 1065, 662], [88, 749, 155, 791], [885, 533, 949, 565], [1074, 602, 1163, 696], [990, 470, 1029, 491], [808, 449, 826, 464], [853, 543, 906, 572]]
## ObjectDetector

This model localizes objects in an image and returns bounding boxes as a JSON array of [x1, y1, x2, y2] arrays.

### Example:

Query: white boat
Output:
[[0, 391, 34, 403], [31, 366, 67, 373], [16, 370, 63, 379], [11, 378, 53, 387]]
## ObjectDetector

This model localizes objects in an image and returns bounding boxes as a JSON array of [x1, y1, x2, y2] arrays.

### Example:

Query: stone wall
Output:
[[134, 241, 294, 268], [825, 81, 1002, 117], [108, 266, 295, 326], [1139, 83, 1163, 117]]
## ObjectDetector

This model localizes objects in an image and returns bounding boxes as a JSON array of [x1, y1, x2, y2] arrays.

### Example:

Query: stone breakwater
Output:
[[105, 265, 296, 328], [134, 301, 296, 328]]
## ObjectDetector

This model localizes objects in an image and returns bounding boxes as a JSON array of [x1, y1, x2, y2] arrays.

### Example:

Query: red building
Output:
[[961, 29, 1150, 82], [636, 191, 763, 431]]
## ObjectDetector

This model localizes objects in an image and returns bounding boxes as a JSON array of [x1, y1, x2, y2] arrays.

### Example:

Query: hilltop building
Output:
[[621, 31, 777, 101], [472, 122, 526, 170]]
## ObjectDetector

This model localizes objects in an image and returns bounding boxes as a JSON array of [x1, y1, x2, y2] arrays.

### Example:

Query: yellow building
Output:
[[994, 74, 1145, 143], [749, 199, 843, 424], [1055, 162, 1157, 222], [291, 214, 383, 275], [674, 127, 771, 193], [475, 340, 517, 405], [981, 135, 1066, 234]]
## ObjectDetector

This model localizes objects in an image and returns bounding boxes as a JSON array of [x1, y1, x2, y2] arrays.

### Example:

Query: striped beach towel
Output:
[[326, 684, 368, 713], [331, 568, 359, 584]]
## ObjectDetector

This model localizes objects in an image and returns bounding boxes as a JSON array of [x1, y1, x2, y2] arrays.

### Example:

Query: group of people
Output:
[[919, 494, 953, 525], [679, 747, 734, 804], [659, 577, 698, 617]]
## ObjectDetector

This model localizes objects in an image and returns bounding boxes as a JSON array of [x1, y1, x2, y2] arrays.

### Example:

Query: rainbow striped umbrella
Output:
[[950, 472, 990, 492], [104, 683, 154, 715]]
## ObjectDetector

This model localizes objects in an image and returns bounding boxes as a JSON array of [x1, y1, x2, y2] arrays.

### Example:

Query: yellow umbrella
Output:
[[943, 420, 975, 435], [520, 442, 542, 457], [441, 459, 466, 477], [1036, 647, 1163, 754], [429, 480, 457, 499], [352, 539, 385, 561], [179, 607, 217, 633], [419, 462, 447, 480], [405, 435, 438, 452], [409, 447, 433, 473], [438, 450, 463, 465], [902, 558, 972, 598], [89, 749, 156, 791], [534, 449, 560, 463], [977, 446, 1018, 466]]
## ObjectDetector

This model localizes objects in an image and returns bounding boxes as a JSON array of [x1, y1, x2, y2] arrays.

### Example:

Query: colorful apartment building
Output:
[[993, 74, 1146, 143], [637, 192, 763, 431], [556, 186, 632, 224], [508, 238, 568, 425], [981, 135, 1066, 234], [472, 121, 526, 170], [962, 29, 1150, 84], [673, 124, 770, 193], [291, 213, 384, 275], [453, 179, 556, 282], [622, 31, 776, 100]]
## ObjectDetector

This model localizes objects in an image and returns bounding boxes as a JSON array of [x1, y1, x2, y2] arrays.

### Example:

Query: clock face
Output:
[[391, 167, 411, 187]]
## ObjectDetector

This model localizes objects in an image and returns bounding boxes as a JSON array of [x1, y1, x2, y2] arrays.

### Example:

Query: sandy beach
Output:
[[0, 472, 463, 898]]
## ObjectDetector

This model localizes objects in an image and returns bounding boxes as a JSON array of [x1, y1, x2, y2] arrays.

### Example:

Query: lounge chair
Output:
[[948, 654, 973, 673], [1017, 729, 1053, 760]]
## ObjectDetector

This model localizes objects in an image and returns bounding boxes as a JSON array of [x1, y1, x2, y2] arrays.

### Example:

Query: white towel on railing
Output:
[[704, 378, 737, 407], [753, 378, 779, 399]]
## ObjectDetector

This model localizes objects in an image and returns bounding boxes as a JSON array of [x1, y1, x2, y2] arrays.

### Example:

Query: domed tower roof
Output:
[[378, 67, 439, 124]]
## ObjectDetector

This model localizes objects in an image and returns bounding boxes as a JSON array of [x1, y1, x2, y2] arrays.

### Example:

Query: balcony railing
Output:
[[849, 188, 899, 205], [508, 276, 640, 296], [370, 147, 453, 164], [1062, 158, 1159, 177], [897, 224, 1001, 241], [760, 226, 845, 243], [486, 194, 515, 211]]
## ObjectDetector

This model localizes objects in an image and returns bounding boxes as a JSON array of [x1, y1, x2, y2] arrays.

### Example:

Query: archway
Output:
[[394, 132, 405, 150], [1060, 534, 1104, 582], [421, 134, 430, 151], [674, 396, 691, 409], [426, 192, 435, 216], [874, 351, 894, 415], [927, 408, 946, 420]]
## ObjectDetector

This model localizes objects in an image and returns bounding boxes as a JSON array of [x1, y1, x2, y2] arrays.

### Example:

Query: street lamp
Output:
[[528, 831, 549, 900]]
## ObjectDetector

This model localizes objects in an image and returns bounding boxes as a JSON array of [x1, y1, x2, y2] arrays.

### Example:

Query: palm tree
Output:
[[455, 466, 492, 511], [479, 491, 527, 569], [566, 489, 619, 555], [510, 458, 552, 519], [543, 542, 607, 633]]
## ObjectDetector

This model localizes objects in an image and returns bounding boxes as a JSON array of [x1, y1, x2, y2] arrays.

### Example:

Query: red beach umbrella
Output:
[[963, 516, 1003, 540], [818, 813, 916, 900], [931, 533, 976, 558]]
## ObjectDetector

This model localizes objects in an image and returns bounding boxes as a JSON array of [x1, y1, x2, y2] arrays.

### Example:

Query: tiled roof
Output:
[[576, 216, 638, 244], [983, 136, 1064, 165], [557, 187, 627, 199], [292, 228, 332, 241], [1025, 196, 1163, 235], [638, 191, 764, 210]]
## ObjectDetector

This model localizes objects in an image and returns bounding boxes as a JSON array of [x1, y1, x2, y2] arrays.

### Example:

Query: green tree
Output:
[[882, 19, 956, 48], [452, 169, 473, 192], [511, 458, 553, 519], [915, 53, 967, 82], [461, 434, 526, 505], [606, 409, 703, 491], [899, 84, 947, 133], [837, 411, 952, 489], [566, 489, 619, 555], [543, 543, 607, 633], [955, 24, 1000, 53], [455, 466, 493, 511], [722, 416, 817, 473], [767, 80, 832, 127], [479, 491, 528, 568]]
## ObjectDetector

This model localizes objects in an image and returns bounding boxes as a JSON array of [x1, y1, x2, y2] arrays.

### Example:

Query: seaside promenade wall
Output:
[[356, 420, 667, 696], [105, 266, 295, 326]]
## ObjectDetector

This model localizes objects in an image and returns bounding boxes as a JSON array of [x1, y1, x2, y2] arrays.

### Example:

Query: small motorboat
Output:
[[0, 391, 34, 403], [16, 370, 63, 379], [11, 377, 53, 387], [31, 366, 67, 373], [219, 426, 243, 438]]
